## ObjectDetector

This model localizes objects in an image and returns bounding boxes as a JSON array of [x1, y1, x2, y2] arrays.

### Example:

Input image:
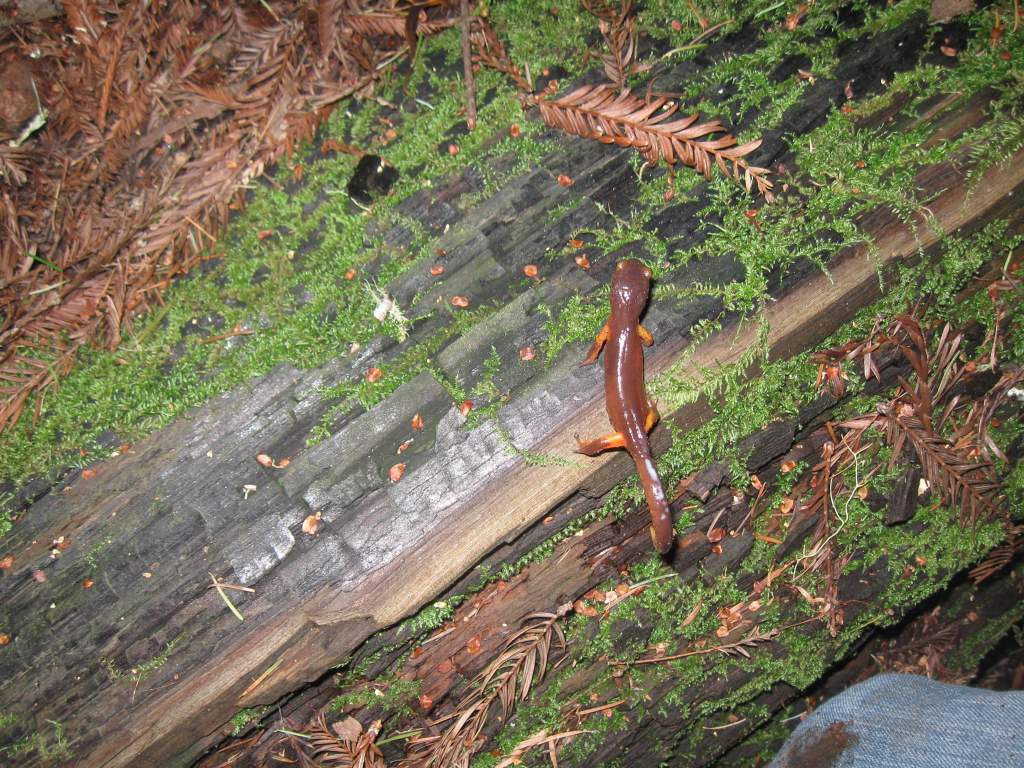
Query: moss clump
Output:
[[328, 677, 422, 721], [228, 706, 271, 737], [100, 634, 184, 686], [0, 718, 72, 763]]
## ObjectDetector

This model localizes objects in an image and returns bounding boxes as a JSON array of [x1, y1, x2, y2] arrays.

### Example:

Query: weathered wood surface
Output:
[[199, 272, 1023, 767], [1, 10, 1023, 768]]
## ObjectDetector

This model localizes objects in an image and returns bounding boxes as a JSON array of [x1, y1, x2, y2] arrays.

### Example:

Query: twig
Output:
[[575, 699, 625, 717], [210, 571, 245, 621], [460, 0, 477, 129], [703, 718, 747, 730], [661, 20, 733, 58], [615, 615, 820, 666], [197, 325, 254, 345], [240, 658, 283, 700]]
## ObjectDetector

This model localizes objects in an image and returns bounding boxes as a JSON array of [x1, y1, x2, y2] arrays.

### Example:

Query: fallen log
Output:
[[1, 5, 1023, 767]]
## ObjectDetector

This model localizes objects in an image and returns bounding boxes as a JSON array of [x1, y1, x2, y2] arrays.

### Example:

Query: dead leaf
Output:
[[523, 264, 539, 278], [707, 527, 725, 543], [331, 715, 364, 742], [784, 3, 808, 30], [459, 399, 474, 416], [466, 635, 482, 654], [418, 693, 434, 711], [0, 555, 13, 569], [81, 469, 97, 480], [929, 0, 974, 23], [520, 346, 536, 361], [681, 601, 703, 627], [302, 515, 320, 535], [575, 254, 591, 269], [430, 264, 445, 276], [32, 570, 46, 583], [509, 124, 522, 138], [366, 367, 383, 382], [389, 463, 407, 482], [557, 173, 574, 187], [0, 633, 9, 646], [412, 413, 424, 431], [397, 438, 414, 454], [344, 267, 357, 280], [256, 454, 274, 468], [83, 578, 94, 589], [451, 295, 470, 308]]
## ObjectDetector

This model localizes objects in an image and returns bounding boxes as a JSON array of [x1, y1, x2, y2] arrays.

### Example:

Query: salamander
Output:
[[576, 259, 674, 554]]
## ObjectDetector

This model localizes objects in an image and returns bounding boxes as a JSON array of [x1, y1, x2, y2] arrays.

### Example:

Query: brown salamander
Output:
[[576, 259, 674, 554]]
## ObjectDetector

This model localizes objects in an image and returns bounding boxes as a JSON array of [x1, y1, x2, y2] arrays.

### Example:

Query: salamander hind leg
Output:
[[644, 400, 660, 433], [575, 431, 626, 456]]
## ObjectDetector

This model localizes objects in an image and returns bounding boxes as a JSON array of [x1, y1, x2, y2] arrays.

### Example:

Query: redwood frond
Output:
[[537, 85, 773, 199]]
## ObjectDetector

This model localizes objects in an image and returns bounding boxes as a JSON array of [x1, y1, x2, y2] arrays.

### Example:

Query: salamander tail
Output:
[[634, 451, 674, 554]]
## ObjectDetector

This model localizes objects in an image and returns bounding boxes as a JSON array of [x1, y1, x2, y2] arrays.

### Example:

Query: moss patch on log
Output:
[[0, 0, 1019, 507]]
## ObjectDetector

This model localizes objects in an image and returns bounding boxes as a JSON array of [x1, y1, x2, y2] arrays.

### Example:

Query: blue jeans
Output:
[[770, 673, 1024, 767]]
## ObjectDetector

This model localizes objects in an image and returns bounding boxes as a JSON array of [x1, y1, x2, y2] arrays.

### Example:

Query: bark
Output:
[[0, 8, 1022, 768]]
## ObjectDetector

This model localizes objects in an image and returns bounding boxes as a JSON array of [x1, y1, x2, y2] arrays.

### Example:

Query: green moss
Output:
[[947, 599, 1024, 673], [228, 706, 271, 737], [539, 290, 610, 364], [2, 0, 1019, 497], [0, 490, 13, 538], [328, 677, 422, 720], [0, 719, 72, 763], [100, 633, 183, 685]]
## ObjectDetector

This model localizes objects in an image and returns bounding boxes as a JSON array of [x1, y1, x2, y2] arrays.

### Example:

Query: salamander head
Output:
[[610, 259, 652, 315]]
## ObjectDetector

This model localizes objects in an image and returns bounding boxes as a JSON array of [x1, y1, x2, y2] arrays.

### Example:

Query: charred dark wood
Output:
[[1, 11, 1023, 768]]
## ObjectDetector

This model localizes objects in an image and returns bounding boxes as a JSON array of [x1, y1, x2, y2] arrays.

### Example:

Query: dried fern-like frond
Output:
[[970, 524, 1024, 584], [961, 367, 1024, 463], [0, 146, 33, 186], [401, 605, 570, 768], [537, 85, 773, 199], [581, 0, 646, 91], [342, 12, 454, 39], [493, 729, 588, 768], [883, 405, 1007, 526], [308, 714, 386, 768], [624, 623, 782, 665], [470, 18, 533, 94]]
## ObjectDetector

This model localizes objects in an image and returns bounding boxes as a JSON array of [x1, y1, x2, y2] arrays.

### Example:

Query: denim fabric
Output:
[[769, 673, 1024, 768]]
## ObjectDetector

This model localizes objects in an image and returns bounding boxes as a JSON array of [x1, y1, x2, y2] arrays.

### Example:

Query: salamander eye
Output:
[[616, 262, 625, 270], [643, 268, 652, 278]]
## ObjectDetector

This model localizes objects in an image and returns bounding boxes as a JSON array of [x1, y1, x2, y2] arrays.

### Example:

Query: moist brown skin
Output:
[[576, 259, 673, 554]]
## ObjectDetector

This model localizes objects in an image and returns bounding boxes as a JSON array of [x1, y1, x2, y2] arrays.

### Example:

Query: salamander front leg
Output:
[[638, 324, 654, 346], [575, 431, 626, 456], [581, 321, 610, 365]]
